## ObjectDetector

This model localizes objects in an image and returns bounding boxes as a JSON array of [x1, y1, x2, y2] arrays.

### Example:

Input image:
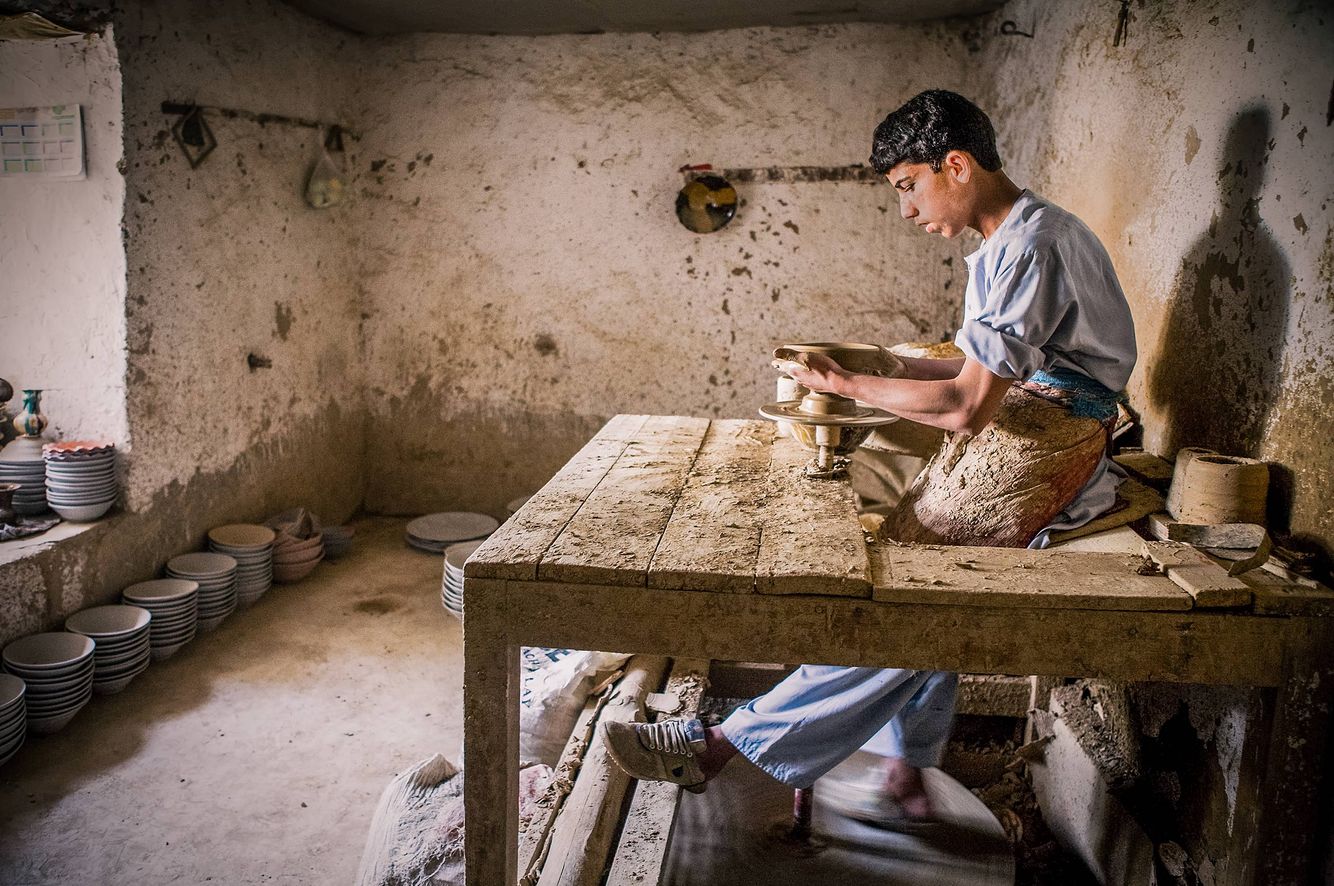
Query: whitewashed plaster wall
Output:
[[352, 23, 973, 514], [0, 30, 127, 446]]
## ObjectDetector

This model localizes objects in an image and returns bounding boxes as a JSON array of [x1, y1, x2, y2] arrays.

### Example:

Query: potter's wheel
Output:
[[760, 401, 897, 427], [760, 393, 897, 479]]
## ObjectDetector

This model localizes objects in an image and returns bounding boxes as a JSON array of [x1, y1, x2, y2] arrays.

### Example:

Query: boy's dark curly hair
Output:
[[869, 90, 1003, 175]]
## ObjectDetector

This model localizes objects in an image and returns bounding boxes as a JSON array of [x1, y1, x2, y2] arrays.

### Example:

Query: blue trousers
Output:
[[720, 667, 957, 788]]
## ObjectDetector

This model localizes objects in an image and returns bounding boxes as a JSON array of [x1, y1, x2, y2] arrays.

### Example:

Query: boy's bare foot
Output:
[[882, 756, 932, 819]]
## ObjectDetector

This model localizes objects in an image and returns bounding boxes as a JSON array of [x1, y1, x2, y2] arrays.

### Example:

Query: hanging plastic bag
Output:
[[305, 125, 346, 209]]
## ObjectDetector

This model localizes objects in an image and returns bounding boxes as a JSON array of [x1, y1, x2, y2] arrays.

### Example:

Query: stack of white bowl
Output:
[[166, 552, 237, 632], [43, 441, 118, 522], [1, 632, 95, 734], [65, 605, 152, 695], [208, 524, 275, 607], [407, 512, 499, 554], [123, 579, 199, 661], [440, 539, 485, 619], [0, 437, 47, 516], [0, 674, 26, 766]]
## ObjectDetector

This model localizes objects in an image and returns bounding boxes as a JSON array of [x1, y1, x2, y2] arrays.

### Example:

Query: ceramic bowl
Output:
[[3, 633, 95, 671], [124, 577, 200, 604], [273, 533, 323, 555], [208, 524, 276, 549], [66, 605, 152, 638], [50, 501, 114, 522], [166, 552, 237, 577], [0, 674, 25, 710], [26, 704, 88, 735]]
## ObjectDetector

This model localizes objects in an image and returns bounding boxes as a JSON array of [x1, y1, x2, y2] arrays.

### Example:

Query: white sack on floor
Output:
[[520, 648, 631, 767], [356, 754, 552, 886]]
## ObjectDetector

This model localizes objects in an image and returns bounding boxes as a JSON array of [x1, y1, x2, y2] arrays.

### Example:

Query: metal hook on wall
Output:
[[168, 104, 217, 169]]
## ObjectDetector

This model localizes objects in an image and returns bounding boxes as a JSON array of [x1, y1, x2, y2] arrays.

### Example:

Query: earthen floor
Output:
[[0, 517, 458, 885]]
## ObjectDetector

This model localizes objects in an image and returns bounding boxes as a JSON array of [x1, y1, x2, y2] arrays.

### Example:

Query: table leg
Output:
[[464, 578, 520, 885], [1253, 619, 1334, 885]]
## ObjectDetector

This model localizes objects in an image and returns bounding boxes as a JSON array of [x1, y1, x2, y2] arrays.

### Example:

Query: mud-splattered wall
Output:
[[116, 0, 366, 520], [0, 0, 368, 645], [971, 1, 1333, 880], [0, 30, 127, 445], [351, 25, 972, 514], [973, 0, 1333, 562]]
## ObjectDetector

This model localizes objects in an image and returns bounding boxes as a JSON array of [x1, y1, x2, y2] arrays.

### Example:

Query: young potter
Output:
[[604, 90, 1137, 823]]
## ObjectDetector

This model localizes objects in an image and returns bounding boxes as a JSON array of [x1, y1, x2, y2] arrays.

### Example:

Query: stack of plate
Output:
[[166, 552, 237, 632], [0, 674, 26, 766], [43, 441, 117, 522], [65, 605, 152, 695], [123, 579, 199, 661], [208, 524, 275, 607], [0, 437, 47, 516], [440, 540, 485, 618], [407, 512, 499, 554], [1, 632, 95, 735]]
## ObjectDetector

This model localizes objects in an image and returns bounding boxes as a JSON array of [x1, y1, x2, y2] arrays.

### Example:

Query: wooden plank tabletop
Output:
[[466, 415, 1310, 613]]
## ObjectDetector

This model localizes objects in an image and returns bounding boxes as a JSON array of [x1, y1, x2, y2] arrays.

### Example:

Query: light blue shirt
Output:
[[953, 190, 1138, 547], [955, 190, 1136, 391]]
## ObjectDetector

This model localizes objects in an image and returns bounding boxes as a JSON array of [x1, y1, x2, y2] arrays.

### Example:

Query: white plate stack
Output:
[[440, 540, 485, 619], [123, 579, 200, 661], [407, 512, 499, 554], [166, 552, 237, 632], [1, 632, 95, 735], [207, 524, 275, 607], [43, 441, 117, 522], [0, 674, 26, 766], [0, 437, 47, 516], [65, 605, 153, 695]]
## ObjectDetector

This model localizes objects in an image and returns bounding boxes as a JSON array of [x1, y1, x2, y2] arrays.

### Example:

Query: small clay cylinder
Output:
[[1173, 454, 1269, 525], [1166, 447, 1215, 519]]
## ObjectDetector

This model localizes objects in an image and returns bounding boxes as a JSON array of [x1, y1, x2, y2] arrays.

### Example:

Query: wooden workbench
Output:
[[463, 415, 1334, 886]]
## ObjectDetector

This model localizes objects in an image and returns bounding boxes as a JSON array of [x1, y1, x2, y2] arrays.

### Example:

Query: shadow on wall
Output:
[[1149, 106, 1290, 463]]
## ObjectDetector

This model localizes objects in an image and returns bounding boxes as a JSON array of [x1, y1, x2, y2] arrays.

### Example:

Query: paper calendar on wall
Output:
[[0, 105, 85, 179]]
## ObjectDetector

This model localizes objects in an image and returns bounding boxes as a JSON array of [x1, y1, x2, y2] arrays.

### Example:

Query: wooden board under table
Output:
[[463, 415, 1334, 886]]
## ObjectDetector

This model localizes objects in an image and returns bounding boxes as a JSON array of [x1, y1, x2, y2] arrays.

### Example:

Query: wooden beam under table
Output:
[[484, 579, 1291, 688]]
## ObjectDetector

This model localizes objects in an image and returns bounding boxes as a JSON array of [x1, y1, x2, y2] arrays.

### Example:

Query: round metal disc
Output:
[[676, 174, 737, 233]]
